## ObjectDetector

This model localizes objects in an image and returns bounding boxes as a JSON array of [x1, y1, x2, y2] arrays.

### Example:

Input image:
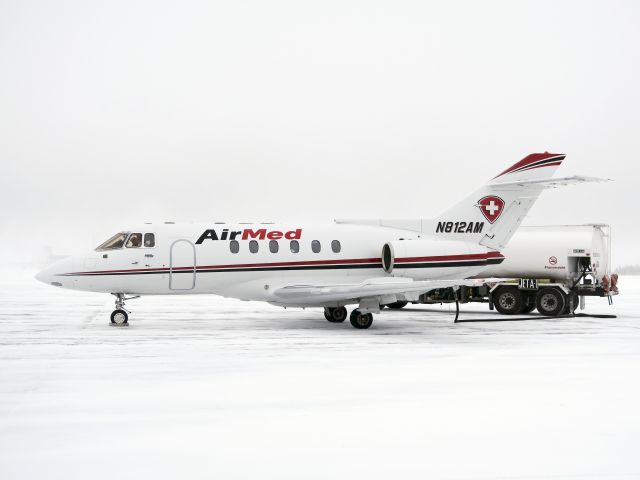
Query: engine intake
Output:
[[382, 243, 394, 273], [381, 239, 493, 277]]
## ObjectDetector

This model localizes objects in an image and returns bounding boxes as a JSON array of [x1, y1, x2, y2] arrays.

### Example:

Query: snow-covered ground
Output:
[[1, 270, 639, 479]]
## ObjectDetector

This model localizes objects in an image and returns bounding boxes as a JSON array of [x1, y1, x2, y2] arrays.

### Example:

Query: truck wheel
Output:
[[536, 288, 566, 317], [493, 287, 524, 315], [520, 293, 536, 314]]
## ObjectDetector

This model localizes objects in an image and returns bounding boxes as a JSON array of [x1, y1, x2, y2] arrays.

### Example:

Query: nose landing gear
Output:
[[110, 293, 139, 326]]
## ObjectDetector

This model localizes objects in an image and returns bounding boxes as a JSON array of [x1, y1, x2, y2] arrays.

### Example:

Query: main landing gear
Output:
[[110, 293, 139, 326], [324, 307, 374, 329], [324, 306, 348, 323], [350, 309, 374, 329]]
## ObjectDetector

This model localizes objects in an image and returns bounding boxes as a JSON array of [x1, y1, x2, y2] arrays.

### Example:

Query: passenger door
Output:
[[169, 239, 196, 290]]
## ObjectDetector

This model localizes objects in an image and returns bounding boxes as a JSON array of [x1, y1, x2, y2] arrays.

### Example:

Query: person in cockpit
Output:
[[127, 233, 142, 248]]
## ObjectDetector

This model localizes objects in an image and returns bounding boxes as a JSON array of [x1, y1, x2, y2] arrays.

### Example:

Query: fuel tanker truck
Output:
[[392, 224, 618, 316]]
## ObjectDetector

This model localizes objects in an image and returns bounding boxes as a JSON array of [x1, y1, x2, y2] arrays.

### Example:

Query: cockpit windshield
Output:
[[95, 231, 156, 251], [96, 232, 129, 250]]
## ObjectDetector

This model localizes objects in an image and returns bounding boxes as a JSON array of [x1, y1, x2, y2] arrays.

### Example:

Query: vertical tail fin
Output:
[[426, 152, 566, 250]]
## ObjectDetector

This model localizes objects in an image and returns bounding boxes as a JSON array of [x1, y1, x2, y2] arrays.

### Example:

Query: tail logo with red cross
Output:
[[476, 195, 505, 223]]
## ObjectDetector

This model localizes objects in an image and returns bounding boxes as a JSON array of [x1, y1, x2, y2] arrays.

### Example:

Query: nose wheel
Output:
[[110, 293, 139, 326], [111, 309, 129, 325]]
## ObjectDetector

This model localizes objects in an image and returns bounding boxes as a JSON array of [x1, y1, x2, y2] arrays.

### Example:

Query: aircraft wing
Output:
[[271, 277, 483, 306]]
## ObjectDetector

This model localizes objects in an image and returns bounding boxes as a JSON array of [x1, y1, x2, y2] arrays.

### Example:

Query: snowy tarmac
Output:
[[1, 270, 639, 479]]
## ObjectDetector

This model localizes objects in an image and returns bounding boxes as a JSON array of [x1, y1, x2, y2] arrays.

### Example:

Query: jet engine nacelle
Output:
[[381, 238, 492, 277]]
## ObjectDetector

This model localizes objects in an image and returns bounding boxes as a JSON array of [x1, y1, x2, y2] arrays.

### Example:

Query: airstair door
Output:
[[169, 239, 196, 291]]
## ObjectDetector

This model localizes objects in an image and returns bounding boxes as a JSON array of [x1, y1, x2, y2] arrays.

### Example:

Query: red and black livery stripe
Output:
[[393, 251, 505, 269], [60, 252, 505, 277]]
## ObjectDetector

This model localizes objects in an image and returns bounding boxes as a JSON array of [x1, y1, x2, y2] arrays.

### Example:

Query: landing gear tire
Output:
[[386, 301, 408, 310], [324, 307, 348, 323], [110, 293, 138, 325], [536, 288, 566, 317], [493, 286, 524, 315], [350, 309, 373, 329], [110, 309, 129, 325]]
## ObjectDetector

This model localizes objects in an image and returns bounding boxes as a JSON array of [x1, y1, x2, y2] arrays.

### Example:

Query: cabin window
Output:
[[230, 240, 239, 254], [249, 240, 259, 253], [331, 240, 341, 253], [144, 233, 155, 248], [311, 240, 321, 253], [126, 233, 143, 248], [269, 240, 279, 253], [290, 240, 299, 253]]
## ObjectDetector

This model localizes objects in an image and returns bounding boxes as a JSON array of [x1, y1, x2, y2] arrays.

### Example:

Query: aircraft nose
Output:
[[35, 257, 73, 287], [35, 268, 50, 284]]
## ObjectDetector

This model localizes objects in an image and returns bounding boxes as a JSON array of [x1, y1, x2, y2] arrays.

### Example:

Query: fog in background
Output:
[[1, 0, 638, 268]]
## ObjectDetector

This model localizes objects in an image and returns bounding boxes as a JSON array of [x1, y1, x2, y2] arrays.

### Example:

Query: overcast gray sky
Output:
[[1, 0, 638, 267]]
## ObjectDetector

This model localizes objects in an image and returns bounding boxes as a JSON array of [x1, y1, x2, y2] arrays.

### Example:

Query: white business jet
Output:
[[36, 153, 600, 328]]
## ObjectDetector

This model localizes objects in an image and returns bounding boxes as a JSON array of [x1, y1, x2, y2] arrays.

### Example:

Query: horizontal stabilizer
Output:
[[336, 155, 610, 254], [490, 175, 611, 190]]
